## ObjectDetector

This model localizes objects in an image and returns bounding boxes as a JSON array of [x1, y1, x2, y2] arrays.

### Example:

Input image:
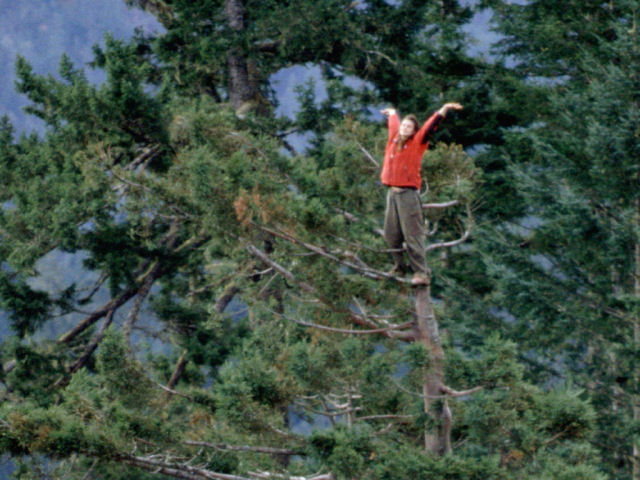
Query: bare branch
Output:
[[334, 209, 360, 223], [247, 243, 415, 340], [392, 378, 483, 399], [361, 49, 398, 67], [422, 200, 459, 209], [117, 454, 252, 480], [167, 350, 189, 391], [2, 360, 16, 374], [246, 245, 316, 295], [184, 441, 303, 456], [255, 224, 413, 285], [425, 202, 474, 251], [111, 168, 154, 193], [124, 144, 163, 172], [78, 273, 108, 304], [355, 141, 379, 167], [58, 262, 151, 344], [156, 382, 193, 400], [424, 229, 471, 252], [216, 284, 241, 313], [284, 315, 412, 335], [357, 414, 414, 422], [440, 385, 484, 398], [80, 460, 98, 480], [123, 265, 157, 348]]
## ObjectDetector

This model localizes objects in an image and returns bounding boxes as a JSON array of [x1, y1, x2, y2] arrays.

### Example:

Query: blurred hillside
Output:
[[0, 0, 160, 133]]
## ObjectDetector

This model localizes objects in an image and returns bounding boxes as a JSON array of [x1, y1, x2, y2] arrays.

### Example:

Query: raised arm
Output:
[[418, 102, 463, 144], [437, 102, 463, 117], [381, 108, 400, 141]]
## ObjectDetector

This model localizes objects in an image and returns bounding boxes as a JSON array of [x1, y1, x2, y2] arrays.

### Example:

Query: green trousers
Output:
[[383, 188, 428, 275]]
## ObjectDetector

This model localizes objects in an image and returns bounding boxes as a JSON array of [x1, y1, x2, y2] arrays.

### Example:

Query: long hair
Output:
[[396, 114, 419, 151]]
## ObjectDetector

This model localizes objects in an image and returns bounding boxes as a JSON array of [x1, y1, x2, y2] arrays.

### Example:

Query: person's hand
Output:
[[380, 108, 397, 117], [438, 102, 463, 116]]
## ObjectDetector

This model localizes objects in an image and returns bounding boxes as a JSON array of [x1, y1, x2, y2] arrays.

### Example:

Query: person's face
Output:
[[399, 118, 417, 138]]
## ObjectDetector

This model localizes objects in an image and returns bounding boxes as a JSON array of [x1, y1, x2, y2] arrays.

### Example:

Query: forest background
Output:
[[0, 0, 639, 479]]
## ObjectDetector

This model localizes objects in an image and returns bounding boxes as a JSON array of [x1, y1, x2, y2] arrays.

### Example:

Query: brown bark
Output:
[[414, 285, 451, 454], [122, 264, 158, 348], [225, 0, 259, 110], [66, 309, 116, 376], [167, 350, 189, 391]]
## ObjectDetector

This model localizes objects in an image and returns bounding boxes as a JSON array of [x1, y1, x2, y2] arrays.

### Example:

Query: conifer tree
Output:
[[0, 1, 609, 479], [472, 2, 640, 478]]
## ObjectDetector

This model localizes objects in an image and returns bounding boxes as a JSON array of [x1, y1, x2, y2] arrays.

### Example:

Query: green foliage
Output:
[[1, 338, 64, 406], [0, 0, 626, 478], [309, 426, 374, 478], [371, 444, 502, 480], [0, 275, 51, 337], [424, 143, 480, 203], [96, 328, 154, 407]]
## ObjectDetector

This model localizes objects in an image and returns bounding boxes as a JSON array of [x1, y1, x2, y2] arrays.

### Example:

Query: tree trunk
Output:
[[414, 285, 451, 454], [224, 0, 257, 110]]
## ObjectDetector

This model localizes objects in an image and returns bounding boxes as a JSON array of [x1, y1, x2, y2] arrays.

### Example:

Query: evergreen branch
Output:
[[184, 441, 304, 456]]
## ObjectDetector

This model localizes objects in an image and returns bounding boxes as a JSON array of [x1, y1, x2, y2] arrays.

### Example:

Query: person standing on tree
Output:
[[380, 102, 463, 286]]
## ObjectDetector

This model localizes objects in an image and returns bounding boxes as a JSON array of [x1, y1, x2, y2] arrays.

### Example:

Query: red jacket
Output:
[[380, 112, 442, 189]]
